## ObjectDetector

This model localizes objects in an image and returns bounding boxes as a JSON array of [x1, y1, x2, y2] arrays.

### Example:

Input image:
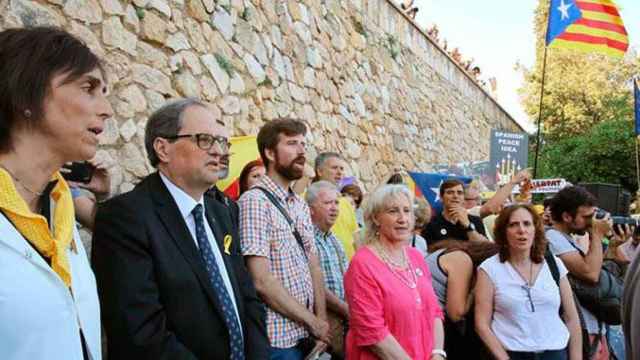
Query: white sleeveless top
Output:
[[478, 254, 570, 352]]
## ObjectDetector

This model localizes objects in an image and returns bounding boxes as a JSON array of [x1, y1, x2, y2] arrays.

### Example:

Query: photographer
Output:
[[546, 186, 612, 360], [611, 225, 640, 264]]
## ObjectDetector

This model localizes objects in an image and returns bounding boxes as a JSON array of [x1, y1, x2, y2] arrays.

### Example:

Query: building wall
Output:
[[0, 0, 522, 192]]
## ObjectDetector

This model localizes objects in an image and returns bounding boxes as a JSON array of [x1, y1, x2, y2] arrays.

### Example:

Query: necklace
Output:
[[0, 164, 44, 196], [376, 245, 418, 289], [376, 243, 408, 269], [511, 260, 536, 312]]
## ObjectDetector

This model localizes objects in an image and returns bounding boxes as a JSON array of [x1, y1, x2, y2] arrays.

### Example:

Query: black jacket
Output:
[[92, 172, 268, 360]]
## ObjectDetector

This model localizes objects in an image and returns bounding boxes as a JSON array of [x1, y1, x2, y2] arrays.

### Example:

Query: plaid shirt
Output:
[[313, 226, 348, 301], [239, 176, 316, 348]]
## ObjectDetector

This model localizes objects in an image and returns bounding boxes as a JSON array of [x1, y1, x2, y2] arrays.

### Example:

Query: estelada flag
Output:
[[407, 171, 472, 215], [545, 0, 628, 58], [217, 135, 260, 200]]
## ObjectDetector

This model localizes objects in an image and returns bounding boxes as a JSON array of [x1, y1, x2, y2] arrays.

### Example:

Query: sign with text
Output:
[[513, 178, 570, 194], [489, 130, 529, 189]]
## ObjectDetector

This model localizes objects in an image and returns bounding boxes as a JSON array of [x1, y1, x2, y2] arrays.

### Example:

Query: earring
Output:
[[23, 109, 32, 118]]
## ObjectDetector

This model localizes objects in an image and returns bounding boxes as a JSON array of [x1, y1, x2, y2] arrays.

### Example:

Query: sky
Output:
[[413, 0, 640, 133]]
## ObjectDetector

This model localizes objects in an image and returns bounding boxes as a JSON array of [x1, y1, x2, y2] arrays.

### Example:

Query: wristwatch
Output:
[[465, 222, 476, 232], [431, 349, 447, 358]]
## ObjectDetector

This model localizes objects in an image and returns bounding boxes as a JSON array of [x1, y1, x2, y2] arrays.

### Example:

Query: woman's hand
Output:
[[69, 158, 111, 201]]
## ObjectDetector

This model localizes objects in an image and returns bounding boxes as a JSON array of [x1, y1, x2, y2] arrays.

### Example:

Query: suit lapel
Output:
[[149, 174, 225, 316]]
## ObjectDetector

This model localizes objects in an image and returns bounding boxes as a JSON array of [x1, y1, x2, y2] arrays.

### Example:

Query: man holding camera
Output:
[[546, 186, 612, 359]]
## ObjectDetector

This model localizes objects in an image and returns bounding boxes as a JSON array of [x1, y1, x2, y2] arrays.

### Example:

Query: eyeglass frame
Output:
[[161, 133, 231, 152], [521, 285, 536, 313]]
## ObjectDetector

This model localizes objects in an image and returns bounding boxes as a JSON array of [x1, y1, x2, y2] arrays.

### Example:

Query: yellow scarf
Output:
[[0, 169, 74, 287]]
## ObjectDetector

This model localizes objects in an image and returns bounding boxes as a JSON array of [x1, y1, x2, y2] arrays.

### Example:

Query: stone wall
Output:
[[0, 0, 522, 193]]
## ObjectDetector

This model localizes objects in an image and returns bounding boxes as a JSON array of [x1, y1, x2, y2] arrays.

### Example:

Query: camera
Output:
[[595, 208, 640, 226]]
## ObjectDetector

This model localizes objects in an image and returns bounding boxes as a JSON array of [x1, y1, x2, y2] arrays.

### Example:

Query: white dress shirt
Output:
[[160, 172, 242, 333]]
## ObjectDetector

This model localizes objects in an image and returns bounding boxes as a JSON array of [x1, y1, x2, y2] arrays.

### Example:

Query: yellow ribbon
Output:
[[223, 234, 232, 255]]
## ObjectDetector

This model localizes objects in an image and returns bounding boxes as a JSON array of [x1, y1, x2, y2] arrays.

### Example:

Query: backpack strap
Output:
[[253, 186, 308, 260], [545, 247, 600, 359]]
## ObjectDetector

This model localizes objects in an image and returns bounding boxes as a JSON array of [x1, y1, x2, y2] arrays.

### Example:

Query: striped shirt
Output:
[[239, 176, 316, 348], [313, 226, 348, 301]]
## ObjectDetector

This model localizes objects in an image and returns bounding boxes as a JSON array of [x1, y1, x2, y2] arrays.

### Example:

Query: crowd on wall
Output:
[[395, 0, 497, 95], [1, 26, 640, 360]]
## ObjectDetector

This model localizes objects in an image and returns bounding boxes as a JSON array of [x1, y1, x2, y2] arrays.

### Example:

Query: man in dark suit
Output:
[[92, 98, 268, 360]]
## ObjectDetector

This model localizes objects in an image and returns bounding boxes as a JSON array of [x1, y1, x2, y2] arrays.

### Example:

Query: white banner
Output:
[[512, 178, 571, 194]]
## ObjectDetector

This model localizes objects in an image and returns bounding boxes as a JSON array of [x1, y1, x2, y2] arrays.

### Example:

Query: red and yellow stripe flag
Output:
[[545, 0, 628, 58], [217, 135, 259, 200]]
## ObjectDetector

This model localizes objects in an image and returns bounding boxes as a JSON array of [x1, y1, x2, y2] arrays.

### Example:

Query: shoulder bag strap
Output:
[[547, 247, 599, 358], [253, 187, 308, 260]]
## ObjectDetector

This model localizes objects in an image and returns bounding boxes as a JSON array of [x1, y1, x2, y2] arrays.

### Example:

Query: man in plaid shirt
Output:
[[239, 118, 329, 360], [306, 181, 349, 359]]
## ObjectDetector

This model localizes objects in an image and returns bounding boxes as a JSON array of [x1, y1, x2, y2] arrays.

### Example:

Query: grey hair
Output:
[[306, 180, 338, 205], [314, 152, 344, 171], [144, 98, 208, 167], [361, 184, 415, 246]]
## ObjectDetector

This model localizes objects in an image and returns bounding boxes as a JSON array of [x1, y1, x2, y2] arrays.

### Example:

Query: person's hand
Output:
[[612, 224, 634, 245], [450, 206, 470, 228], [307, 316, 330, 343], [591, 212, 613, 238], [510, 168, 531, 186], [68, 158, 111, 201]]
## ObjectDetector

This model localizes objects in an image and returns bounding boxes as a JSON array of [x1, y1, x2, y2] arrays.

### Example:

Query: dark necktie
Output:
[[192, 204, 245, 360]]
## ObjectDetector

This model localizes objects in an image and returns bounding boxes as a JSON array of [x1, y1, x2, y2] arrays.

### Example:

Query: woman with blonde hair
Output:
[[344, 184, 445, 359]]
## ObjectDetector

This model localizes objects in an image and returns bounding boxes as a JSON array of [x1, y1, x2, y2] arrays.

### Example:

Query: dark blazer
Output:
[[206, 186, 239, 230], [92, 172, 268, 360]]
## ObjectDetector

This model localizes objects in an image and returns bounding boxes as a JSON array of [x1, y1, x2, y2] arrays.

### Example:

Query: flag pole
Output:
[[635, 137, 640, 191], [532, 46, 549, 179], [532, 1, 554, 179]]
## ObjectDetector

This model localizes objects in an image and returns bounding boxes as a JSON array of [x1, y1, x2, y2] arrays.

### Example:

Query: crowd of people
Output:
[[1, 26, 640, 360]]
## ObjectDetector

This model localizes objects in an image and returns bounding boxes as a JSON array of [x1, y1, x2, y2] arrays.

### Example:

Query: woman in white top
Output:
[[475, 204, 582, 360], [0, 27, 112, 360]]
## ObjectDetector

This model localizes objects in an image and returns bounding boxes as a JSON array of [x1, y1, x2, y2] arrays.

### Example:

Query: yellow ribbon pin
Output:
[[223, 234, 232, 255]]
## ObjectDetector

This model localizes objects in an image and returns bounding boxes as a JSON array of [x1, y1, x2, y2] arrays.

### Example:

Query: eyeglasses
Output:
[[521, 285, 536, 312], [163, 133, 231, 152]]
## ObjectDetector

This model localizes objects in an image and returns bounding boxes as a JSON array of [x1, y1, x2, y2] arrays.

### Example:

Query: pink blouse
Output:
[[344, 246, 444, 359]]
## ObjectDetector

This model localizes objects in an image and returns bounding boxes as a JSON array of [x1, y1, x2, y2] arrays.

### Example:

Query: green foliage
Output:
[[241, 7, 251, 21], [351, 16, 368, 38], [135, 6, 145, 20], [257, 78, 273, 87], [532, 119, 637, 191], [214, 53, 235, 77], [384, 35, 400, 60]]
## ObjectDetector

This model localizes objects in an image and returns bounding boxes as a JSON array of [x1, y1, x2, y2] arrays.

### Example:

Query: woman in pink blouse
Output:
[[345, 184, 445, 359]]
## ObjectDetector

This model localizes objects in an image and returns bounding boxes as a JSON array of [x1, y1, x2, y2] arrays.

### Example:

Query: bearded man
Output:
[[239, 118, 330, 359]]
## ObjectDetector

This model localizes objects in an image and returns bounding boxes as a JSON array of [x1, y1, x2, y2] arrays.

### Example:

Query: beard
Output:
[[569, 222, 588, 236], [275, 153, 305, 181]]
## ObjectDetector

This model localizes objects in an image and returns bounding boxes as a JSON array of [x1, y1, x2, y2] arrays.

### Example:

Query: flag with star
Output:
[[408, 171, 472, 214], [545, 0, 628, 58]]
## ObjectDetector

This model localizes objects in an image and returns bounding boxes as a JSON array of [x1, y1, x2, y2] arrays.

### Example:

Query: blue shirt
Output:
[[313, 226, 348, 300]]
